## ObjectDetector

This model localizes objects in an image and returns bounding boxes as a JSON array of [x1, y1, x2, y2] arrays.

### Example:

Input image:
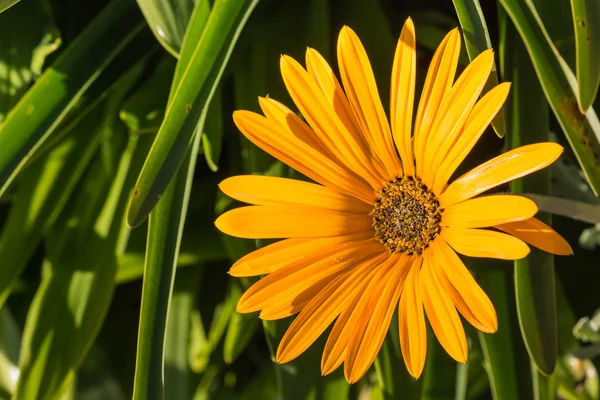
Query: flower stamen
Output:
[[372, 176, 441, 255]]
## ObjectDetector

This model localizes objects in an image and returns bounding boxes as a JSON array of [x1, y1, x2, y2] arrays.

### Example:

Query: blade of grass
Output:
[[501, 10, 558, 376], [422, 331, 457, 400], [126, 0, 259, 227], [499, 0, 600, 196], [571, 0, 600, 111], [452, 0, 505, 138], [136, 0, 195, 57], [0, 0, 150, 197]]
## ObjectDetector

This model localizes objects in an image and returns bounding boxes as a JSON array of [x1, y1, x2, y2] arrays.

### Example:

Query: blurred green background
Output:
[[0, 0, 600, 398]]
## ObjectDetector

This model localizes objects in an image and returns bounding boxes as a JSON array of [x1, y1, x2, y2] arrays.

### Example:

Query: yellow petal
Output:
[[390, 18, 416, 176], [441, 195, 538, 228], [422, 50, 495, 187], [233, 110, 375, 203], [215, 206, 374, 239], [337, 26, 402, 178], [430, 239, 498, 333], [441, 227, 530, 260], [399, 257, 427, 379], [496, 217, 573, 255], [280, 55, 383, 189], [432, 83, 512, 195], [229, 232, 374, 277], [275, 253, 386, 363], [258, 96, 334, 158], [439, 143, 564, 207], [414, 29, 461, 178], [259, 274, 338, 321], [420, 250, 468, 363], [345, 256, 411, 383], [321, 254, 398, 375], [237, 240, 382, 313], [219, 175, 372, 214]]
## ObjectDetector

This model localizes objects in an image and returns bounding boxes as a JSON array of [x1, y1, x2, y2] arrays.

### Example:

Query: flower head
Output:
[[215, 19, 572, 383]]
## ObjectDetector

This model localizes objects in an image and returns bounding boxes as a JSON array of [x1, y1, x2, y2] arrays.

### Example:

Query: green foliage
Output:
[[0, 0, 599, 399]]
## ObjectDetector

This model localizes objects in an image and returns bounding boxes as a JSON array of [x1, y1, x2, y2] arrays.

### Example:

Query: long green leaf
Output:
[[15, 128, 149, 399], [422, 332, 457, 400], [452, 0, 505, 138], [0, 0, 18, 14], [501, 10, 558, 376], [0, 308, 20, 398], [131, 1, 213, 398], [127, 0, 259, 227], [0, 0, 148, 197], [571, 0, 600, 111], [475, 267, 522, 400], [136, 0, 194, 57], [500, 0, 600, 196]]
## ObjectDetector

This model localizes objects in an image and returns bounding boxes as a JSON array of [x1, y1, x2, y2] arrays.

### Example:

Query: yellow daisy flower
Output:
[[215, 19, 573, 383]]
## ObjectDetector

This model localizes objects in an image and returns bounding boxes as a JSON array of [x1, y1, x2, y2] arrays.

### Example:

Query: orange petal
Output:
[[430, 239, 498, 333], [439, 143, 564, 207], [237, 240, 382, 313], [496, 217, 573, 255], [399, 257, 427, 379], [344, 256, 411, 383], [258, 96, 333, 158], [390, 18, 416, 176], [275, 253, 386, 362], [337, 26, 402, 178], [420, 249, 468, 363], [441, 195, 538, 228], [233, 110, 375, 203], [229, 232, 374, 277], [422, 50, 495, 187], [304, 48, 389, 180], [441, 227, 530, 260], [280, 55, 383, 189], [216, 206, 374, 239], [432, 83, 512, 195], [321, 254, 398, 375], [414, 29, 461, 178], [219, 175, 372, 214], [259, 273, 338, 321]]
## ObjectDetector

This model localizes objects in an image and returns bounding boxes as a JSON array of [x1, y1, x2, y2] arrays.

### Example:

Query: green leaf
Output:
[[0, 0, 18, 13], [15, 129, 149, 399], [422, 331, 457, 400], [501, 10, 558, 376], [0, 0, 60, 121], [0, 56, 146, 307], [522, 193, 600, 223], [120, 56, 176, 135], [164, 267, 201, 400], [0, 0, 149, 197], [571, 0, 600, 111], [223, 301, 260, 364], [126, 0, 259, 227], [374, 330, 422, 400], [136, 0, 195, 57], [499, 0, 600, 197], [475, 267, 522, 400], [131, 2, 213, 397], [201, 87, 223, 172], [452, 0, 505, 138], [0, 308, 20, 398]]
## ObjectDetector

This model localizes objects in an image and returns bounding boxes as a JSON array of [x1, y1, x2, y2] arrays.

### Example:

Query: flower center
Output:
[[372, 176, 441, 255]]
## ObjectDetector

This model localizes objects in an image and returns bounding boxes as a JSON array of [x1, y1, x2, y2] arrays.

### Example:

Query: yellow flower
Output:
[[215, 19, 572, 383]]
